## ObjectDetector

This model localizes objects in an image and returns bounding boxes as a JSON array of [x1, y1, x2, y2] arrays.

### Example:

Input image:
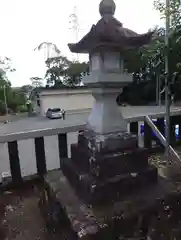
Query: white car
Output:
[[46, 108, 63, 119]]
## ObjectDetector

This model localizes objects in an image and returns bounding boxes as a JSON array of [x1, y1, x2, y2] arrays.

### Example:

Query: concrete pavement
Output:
[[0, 106, 181, 136]]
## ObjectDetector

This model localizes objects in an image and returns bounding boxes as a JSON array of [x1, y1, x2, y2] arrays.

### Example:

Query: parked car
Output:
[[46, 108, 63, 119]]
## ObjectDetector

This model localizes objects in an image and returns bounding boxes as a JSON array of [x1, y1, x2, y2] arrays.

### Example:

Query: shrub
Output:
[[17, 105, 28, 113], [0, 101, 6, 115]]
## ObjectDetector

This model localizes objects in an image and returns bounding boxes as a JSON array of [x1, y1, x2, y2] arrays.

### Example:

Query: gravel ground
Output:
[[0, 186, 60, 240], [149, 146, 181, 168]]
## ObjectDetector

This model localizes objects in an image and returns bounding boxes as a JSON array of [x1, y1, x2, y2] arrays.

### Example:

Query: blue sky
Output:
[[0, 0, 162, 86]]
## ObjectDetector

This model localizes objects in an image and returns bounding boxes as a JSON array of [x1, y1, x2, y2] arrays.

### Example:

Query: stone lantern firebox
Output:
[[85, 51, 132, 135], [66, 0, 158, 203]]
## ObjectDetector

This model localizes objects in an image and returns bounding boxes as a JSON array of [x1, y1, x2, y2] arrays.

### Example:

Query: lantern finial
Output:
[[99, 0, 116, 17]]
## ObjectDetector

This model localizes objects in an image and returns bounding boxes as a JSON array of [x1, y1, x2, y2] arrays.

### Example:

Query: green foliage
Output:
[[20, 85, 33, 98], [17, 105, 28, 113], [45, 55, 70, 86], [0, 100, 6, 115], [7, 91, 26, 112], [147, 1, 181, 76], [154, 0, 181, 28], [44, 54, 89, 87], [35, 41, 90, 87], [0, 56, 15, 74], [0, 56, 27, 114], [64, 61, 89, 86], [120, 0, 181, 104]]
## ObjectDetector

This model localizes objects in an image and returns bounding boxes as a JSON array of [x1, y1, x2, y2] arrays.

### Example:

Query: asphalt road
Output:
[[0, 113, 88, 135], [0, 106, 181, 136]]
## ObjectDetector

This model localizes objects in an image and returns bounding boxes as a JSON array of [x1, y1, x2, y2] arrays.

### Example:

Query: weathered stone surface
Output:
[[68, 0, 153, 54], [43, 170, 181, 239], [78, 129, 138, 153], [86, 88, 128, 134], [44, 170, 102, 239], [68, 127, 158, 203], [71, 144, 149, 178], [63, 158, 158, 204]]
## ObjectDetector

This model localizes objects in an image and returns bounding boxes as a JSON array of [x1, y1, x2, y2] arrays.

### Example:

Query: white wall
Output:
[[0, 132, 78, 181], [39, 90, 94, 116]]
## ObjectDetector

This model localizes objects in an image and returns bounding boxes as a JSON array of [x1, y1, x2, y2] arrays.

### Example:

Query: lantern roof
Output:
[[68, 0, 153, 53]]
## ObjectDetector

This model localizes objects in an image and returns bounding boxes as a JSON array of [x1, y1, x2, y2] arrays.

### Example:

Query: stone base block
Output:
[[71, 144, 149, 178], [63, 158, 158, 204], [78, 129, 138, 154]]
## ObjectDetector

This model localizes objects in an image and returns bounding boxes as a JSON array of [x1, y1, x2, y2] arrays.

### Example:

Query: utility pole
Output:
[[3, 85, 8, 116], [69, 6, 80, 61], [158, 75, 162, 106], [156, 74, 159, 105], [165, 0, 170, 165], [156, 74, 162, 106], [156, 68, 162, 106]]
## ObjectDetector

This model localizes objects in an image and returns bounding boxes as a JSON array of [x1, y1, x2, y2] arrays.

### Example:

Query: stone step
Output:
[[62, 159, 158, 204], [77, 131, 138, 154], [43, 169, 181, 239], [71, 144, 149, 178]]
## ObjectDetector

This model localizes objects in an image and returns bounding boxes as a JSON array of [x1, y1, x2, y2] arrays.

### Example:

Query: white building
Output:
[[31, 87, 94, 116]]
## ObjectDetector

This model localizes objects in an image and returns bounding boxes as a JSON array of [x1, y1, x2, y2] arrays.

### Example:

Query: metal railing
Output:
[[145, 116, 181, 164], [0, 112, 181, 186]]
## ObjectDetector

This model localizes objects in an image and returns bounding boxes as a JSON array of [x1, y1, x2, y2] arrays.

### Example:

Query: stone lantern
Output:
[[68, 0, 152, 137], [67, 0, 157, 203], [41, 1, 181, 239]]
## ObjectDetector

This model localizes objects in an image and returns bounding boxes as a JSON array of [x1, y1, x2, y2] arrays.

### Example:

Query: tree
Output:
[[153, 0, 181, 100], [35, 40, 90, 87], [64, 61, 89, 86], [45, 54, 89, 87], [45, 55, 70, 87], [30, 77, 43, 88], [118, 0, 181, 105], [20, 85, 32, 92], [0, 56, 15, 73], [154, 0, 181, 29], [0, 57, 27, 113], [0, 57, 15, 113], [20, 85, 33, 96]]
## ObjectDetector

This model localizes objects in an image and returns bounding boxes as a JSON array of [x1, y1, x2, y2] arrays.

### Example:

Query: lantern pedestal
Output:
[[62, 70, 158, 204], [61, 48, 159, 204], [87, 88, 127, 134]]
